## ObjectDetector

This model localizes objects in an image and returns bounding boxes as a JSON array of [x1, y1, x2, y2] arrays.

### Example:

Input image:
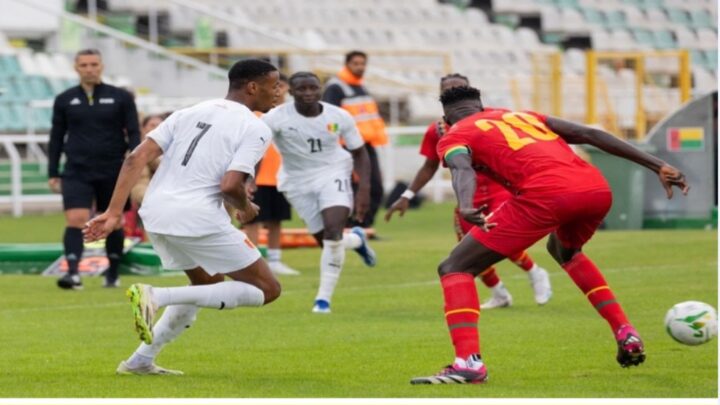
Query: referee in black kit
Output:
[[48, 49, 140, 290]]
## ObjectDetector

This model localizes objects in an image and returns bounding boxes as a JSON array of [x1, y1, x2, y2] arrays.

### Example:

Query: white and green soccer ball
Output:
[[664, 301, 718, 346]]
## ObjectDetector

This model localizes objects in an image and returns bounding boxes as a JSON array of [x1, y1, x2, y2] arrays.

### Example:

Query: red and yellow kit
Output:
[[437, 108, 612, 255]]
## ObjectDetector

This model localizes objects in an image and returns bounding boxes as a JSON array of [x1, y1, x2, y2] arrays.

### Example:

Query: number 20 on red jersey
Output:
[[475, 112, 559, 151]]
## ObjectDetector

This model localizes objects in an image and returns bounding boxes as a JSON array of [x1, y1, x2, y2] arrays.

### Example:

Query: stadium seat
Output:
[[653, 29, 677, 49], [703, 49, 718, 71], [564, 48, 586, 73], [673, 26, 698, 49], [0, 104, 11, 132], [665, 8, 692, 25], [696, 28, 718, 49], [645, 8, 669, 25], [623, 6, 648, 28], [632, 28, 656, 47], [689, 9, 715, 29], [582, 8, 606, 26], [562, 8, 588, 33], [604, 9, 628, 29]]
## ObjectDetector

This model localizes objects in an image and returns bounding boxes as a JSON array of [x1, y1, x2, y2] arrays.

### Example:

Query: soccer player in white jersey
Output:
[[262, 72, 377, 314], [83, 59, 282, 375]]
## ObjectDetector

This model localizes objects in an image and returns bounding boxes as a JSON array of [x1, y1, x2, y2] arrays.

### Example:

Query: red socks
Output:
[[563, 253, 629, 332], [478, 267, 500, 288], [509, 250, 535, 271], [441, 273, 481, 359]]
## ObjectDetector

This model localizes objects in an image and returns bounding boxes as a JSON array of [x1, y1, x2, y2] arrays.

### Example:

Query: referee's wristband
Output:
[[401, 189, 415, 200]]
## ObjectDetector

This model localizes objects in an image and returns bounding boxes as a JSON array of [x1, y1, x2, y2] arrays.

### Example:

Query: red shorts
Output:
[[468, 188, 612, 256]]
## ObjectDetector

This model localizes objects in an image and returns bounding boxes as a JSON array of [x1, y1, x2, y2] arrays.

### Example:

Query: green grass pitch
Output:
[[0, 203, 716, 398]]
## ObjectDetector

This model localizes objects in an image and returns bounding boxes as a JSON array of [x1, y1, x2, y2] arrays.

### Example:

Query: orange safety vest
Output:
[[255, 144, 281, 187], [327, 68, 388, 147]]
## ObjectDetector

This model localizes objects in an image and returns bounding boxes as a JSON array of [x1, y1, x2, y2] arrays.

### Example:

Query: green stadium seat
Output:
[[0, 105, 11, 132], [632, 28, 656, 46], [690, 9, 715, 29], [605, 9, 628, 29], [554, 0, 579, 8], [582, 8, 606, 25], [0, 56, 22, 77], [640, 0, 665, 10], [6, 104, 26, 132], [653, 29, 677, 49], [25, 76, 53, 99], [703, 50, 718, 71], [665, 8, 692, 26]]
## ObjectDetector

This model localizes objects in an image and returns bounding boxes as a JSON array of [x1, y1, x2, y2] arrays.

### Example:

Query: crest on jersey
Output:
[[327, 123, 339, 133]]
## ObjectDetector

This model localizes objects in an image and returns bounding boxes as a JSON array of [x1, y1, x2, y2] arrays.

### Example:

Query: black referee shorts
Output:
[[61, 176, 130, 212], [248, 185, 291, 224]]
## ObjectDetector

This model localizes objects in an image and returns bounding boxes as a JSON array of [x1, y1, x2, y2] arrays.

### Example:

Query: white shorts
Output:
[[284, 174, 353, 234], [147, 226, 261, 275]]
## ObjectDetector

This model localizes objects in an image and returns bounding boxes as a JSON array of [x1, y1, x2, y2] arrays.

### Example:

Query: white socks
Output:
[[342, 232, 362, 250], [316, 239, 345, 302], [267, 248, 281, 264], [127, 304, 200, 366], [152, 281, 265, 309]]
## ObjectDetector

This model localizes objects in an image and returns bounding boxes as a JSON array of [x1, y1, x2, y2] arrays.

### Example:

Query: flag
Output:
[[327, 123, 339, 133], [667, 127, 704, 152]]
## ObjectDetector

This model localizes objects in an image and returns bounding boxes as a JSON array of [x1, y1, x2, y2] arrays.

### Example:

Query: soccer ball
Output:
[[664, 301, 718, 346]]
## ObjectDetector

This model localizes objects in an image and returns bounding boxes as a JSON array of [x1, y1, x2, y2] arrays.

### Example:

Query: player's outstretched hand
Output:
[[384, 197, 410, 222], [459, 205, 497, 232], [658, 164, 689, 199], [83, 211, 122, 242], [235, 201, 260, 224]]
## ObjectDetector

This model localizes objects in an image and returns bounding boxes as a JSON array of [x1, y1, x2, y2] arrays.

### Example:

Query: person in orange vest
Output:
[[323, 51, 388, 233], [244, 74, 300, 276]]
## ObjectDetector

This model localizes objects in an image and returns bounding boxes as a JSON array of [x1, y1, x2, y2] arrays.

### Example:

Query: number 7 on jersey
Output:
[[182, 121, 213, 166]]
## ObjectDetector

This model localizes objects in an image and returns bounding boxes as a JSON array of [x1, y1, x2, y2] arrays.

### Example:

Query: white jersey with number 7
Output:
[[140, 98, 272, 237]]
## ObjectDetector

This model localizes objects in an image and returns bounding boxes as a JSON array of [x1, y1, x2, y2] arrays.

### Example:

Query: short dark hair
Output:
[[439, 85, 482, 106], [440, 73, 469, 85], [227, 59, 278, 90], [345, 50, 367, 64], [288, 71, 320, 87], [75, 48, 102, 61]]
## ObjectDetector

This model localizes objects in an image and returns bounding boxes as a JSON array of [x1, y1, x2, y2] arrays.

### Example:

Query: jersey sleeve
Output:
[[260, 109, 277, 132], [338, 109, 365, 151], [419, 122, 441, 161], [227, 119, 273, 176], [146, 111, 178, 152], [437, 133, 470, 167]]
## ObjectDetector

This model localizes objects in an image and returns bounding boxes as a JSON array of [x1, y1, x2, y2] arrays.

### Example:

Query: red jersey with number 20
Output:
[[437, 108, 608, 195]]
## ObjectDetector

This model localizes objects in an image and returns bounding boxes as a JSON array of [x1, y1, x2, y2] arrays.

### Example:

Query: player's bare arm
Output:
[[83, 138, 163, 242], [350, 145, 371, 222], [385, 158, 440, 221], [446, 152, 495, 231], [546, 117, 689, 198], [222, 170, 259, 224]]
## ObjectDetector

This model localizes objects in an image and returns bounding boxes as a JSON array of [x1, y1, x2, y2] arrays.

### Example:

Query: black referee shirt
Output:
[[48, 82, 140, 179]]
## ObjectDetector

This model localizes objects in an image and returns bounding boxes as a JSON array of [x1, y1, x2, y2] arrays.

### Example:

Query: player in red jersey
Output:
[[386, 74, 551, 309], [410, 86, 689, 385]]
